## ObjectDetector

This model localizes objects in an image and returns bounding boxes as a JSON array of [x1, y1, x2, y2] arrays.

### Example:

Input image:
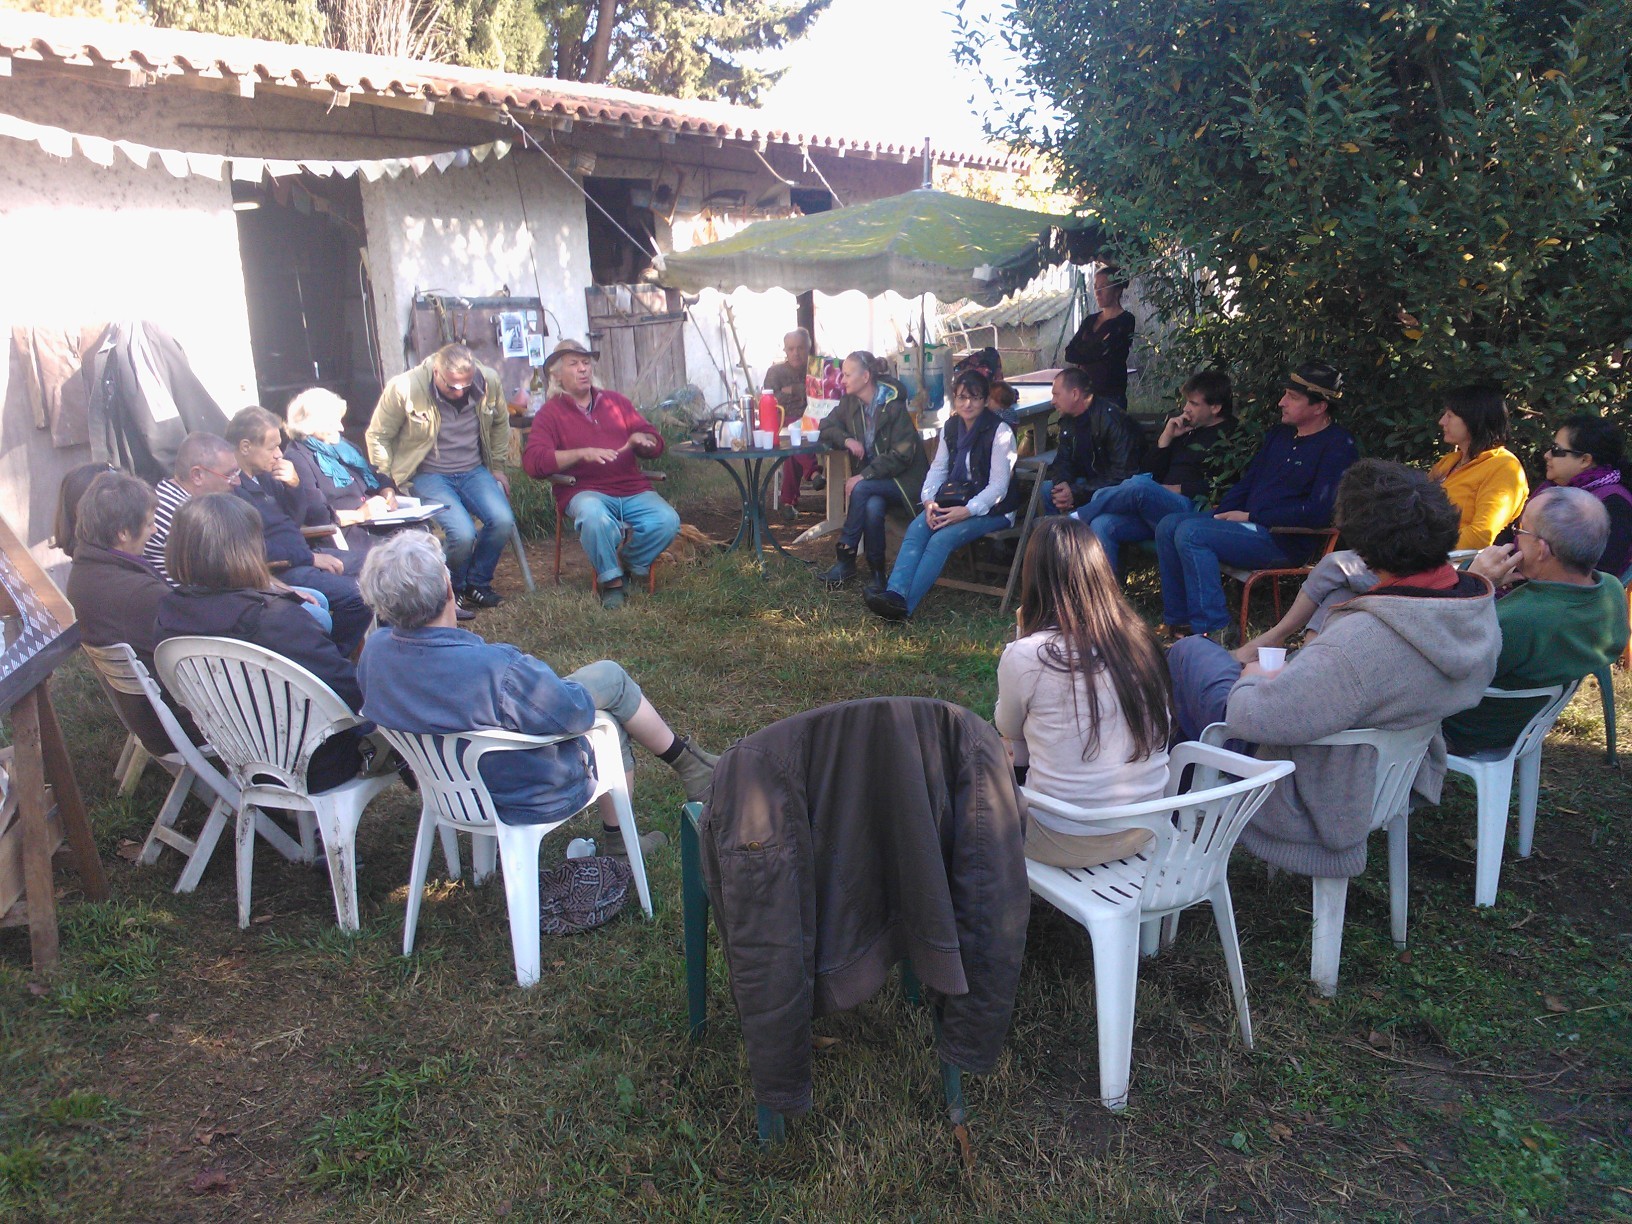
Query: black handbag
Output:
[[934, 479, 982, 508]]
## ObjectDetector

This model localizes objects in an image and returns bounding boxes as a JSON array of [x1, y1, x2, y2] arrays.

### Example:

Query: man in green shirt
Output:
[[1452, 487, 1629, 752]]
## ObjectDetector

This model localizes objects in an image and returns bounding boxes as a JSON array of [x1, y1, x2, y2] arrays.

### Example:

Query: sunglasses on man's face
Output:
[[1544, 445, 1588, 458]]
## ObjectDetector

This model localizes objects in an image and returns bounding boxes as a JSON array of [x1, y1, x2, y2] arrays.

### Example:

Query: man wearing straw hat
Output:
[[523, 339, 681, 610]]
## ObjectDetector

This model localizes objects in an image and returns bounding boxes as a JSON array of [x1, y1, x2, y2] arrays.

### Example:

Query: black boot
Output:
[[864, 555, 889, 595], [819, 543, 858, 587]]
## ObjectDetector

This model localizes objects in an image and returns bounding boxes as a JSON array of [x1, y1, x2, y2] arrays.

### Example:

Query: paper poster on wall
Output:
[[498, 312, 527, 359], [526, 333, 547, 366]]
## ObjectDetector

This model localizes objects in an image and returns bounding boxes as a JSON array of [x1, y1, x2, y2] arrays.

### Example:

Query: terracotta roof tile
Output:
[[0, 11, 1026, 171]]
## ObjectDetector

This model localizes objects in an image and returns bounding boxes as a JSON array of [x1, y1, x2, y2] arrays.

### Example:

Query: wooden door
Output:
[[584, 285, 687, 409]]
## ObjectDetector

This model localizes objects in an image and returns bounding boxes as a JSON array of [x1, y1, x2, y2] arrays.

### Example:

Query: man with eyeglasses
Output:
[[144, 431, 242, 583], [367, 343, 515, 613], [1448, 486, 1629, 753]]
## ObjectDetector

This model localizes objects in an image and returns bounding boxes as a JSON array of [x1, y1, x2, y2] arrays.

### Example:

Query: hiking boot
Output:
[[603, 828, 670, 860], [600, 584, 627, 610], [668, 734, 718, 802], [819, 544, 858, 588], [865, 588, 911, 621]]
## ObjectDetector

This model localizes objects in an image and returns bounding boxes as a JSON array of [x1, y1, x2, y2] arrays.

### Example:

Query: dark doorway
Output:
[[233, 175, 382, 428], [584, 176, 658, 285]]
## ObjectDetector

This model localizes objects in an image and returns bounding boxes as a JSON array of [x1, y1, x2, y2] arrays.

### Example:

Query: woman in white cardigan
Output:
[[994, 517, 1171, 868], [865, 368, 1021, 620]]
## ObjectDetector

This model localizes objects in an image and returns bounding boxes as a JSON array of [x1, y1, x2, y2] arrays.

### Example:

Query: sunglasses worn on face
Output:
[[1545, 445, 1588, 458]]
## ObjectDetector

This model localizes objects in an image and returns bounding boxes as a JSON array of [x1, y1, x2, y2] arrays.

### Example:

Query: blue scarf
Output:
[[304, 438, 381, 491]]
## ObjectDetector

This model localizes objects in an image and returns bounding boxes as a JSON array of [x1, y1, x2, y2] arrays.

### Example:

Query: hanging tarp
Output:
[[658, 188, 1101, 306], [0, 108, 512, 182]]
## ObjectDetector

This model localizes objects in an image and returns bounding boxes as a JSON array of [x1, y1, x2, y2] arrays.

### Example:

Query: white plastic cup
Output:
[[788, 424, 804, 446], [1257, 647, 1287, 673], [753, 429, 774, 450], [566, 837, 597, 859]]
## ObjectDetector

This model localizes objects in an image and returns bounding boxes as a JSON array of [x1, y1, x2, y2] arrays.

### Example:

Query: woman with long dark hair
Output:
[[1537, 414, 1632, 576], [865, 368, 1021, 620], [994, 517, 1170, 867]]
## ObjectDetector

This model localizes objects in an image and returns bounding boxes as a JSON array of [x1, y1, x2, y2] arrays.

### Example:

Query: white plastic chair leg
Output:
[[314, 802, 362, 932], [253, 812, 308, 862], [606, 781, 654, 919], [472, 832, 498, 885], [1472, 761, 1515, 908], [1387, 815, 1409, 950], [115, 734, 146, 795], [402, 808, 440, 956], [297, 813, 319, 864], [1086, 914, 1142, 1111], [174, 797, 231, 894], [1160, 911, 1180, 951], [138, 765, 195, 865], [495, 823, 548, 987], [1515, 748, 1543, 858], [438, 825, 462, 880], [1138, 918, 1160, 958], [1310, 876, 1349, 997], [1209, 880, 1253, 1050], [235, 805, 259, 929]]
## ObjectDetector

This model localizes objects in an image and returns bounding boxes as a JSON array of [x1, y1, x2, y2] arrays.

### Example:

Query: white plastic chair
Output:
[[1445, 680, 1579, 908], [377, 713, 654, 988], [1202, 720, 1439, 997], [79, 642, 316, 892], [154, 635, 395, 931], [1023, 741, 1293, 1111]]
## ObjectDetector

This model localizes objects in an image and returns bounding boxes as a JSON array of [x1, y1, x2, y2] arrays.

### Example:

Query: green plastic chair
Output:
[[680, 801, 969, 1149]]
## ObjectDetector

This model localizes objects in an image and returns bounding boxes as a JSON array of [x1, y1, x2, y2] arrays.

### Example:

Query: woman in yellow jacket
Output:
[[1235, 384, 1528, 655]]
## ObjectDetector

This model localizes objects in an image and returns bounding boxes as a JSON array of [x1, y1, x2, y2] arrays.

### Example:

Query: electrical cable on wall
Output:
[[502, 111, 664, 264]]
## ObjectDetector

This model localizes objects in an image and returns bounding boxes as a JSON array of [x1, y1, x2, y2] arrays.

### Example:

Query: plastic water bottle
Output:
[[566, 838, 597, 860]]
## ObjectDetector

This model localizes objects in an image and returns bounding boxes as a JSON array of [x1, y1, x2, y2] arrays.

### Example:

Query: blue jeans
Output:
[[887, 511, 1010, 614], [410, 467, 515, 591], [1073, 474, 1194, 576], [840, 478, 911, 569], [289, 585, 332, 636], [281, 565, 370, 655], [1167, 635, 1245, 743], [1155, 512, 1291, 633], [565, 490, 681, 585]]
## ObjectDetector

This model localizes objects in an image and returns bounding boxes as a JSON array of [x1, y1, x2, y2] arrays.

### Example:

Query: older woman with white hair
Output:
[[284, 388, 398, 548]]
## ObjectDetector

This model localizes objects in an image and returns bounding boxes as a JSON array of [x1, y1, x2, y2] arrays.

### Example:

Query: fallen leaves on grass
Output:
[[188, 1167, 235, 1195]]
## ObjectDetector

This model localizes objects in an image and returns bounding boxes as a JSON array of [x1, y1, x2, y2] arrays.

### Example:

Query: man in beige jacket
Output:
[[366, 343, 513, 611]]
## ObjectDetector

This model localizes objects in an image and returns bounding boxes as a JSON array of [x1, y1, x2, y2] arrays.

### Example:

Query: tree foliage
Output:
[[961, 0, 1632, 462], [21, 0, 831, 101]]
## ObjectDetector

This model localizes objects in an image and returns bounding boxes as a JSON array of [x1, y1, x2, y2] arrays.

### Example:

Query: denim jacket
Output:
[[357, 626, 596, 823]]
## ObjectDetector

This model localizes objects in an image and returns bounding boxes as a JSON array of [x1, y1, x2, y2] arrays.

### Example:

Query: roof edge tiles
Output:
[[0, 11, 1027, 172]]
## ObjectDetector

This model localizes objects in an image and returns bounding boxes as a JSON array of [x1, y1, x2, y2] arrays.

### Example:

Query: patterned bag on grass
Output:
[[539, 856, 634, 936]]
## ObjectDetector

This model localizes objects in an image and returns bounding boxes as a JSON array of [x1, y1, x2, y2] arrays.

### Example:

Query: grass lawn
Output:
[[3, 471, 1630, 1221]]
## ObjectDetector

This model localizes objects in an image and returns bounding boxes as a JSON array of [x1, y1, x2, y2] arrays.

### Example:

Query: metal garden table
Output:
[[676, 441, 828, 568]]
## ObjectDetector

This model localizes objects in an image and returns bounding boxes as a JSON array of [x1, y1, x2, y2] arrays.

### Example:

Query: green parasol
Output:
[[657, 189, 1098, 306]]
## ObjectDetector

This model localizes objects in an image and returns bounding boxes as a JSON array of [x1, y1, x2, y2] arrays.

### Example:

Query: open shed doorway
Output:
[[233, 175, 382, 430]]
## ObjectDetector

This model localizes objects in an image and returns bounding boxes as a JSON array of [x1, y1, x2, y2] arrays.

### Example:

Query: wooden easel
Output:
[[0, 517, 107, 972]]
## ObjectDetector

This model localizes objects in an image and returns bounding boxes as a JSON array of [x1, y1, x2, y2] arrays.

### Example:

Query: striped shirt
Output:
[[143, 478, 189, 584]]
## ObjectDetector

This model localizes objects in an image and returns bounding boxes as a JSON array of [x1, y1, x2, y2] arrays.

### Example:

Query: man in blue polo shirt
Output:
[[1153, 360, 1359, 640]]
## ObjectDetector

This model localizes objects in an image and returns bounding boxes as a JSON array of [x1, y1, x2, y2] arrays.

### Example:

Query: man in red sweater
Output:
[[523, 339, 681, 609]]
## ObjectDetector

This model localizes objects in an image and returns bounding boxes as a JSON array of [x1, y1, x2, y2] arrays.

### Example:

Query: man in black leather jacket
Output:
[[1045, 367, 1145, 512]]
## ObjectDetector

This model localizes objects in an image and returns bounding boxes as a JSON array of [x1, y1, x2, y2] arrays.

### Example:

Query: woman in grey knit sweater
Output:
[[1169, 460, 1501, 878]]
